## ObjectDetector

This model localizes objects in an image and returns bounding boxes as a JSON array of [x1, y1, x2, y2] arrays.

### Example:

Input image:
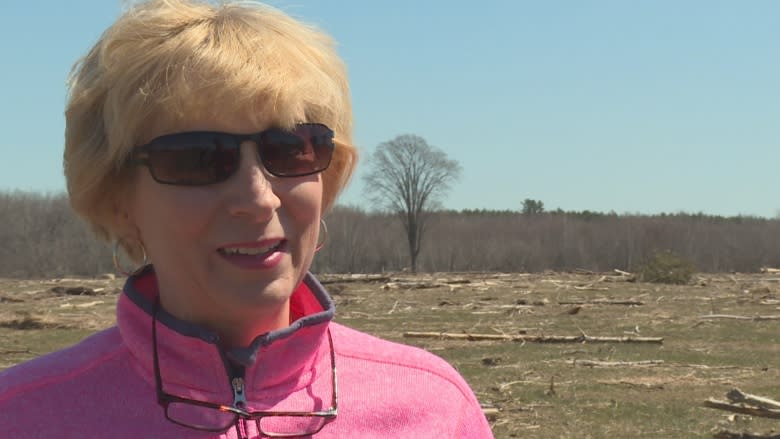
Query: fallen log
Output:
[[440, 279, 472, 285], [497, 304, 537, 310], [558, 299, 644, 306], [572, 276, 608, 290], [318, 275, 391, 285], [573, 286, 610, 291], [727, 388, 780, 410], [573, 268, 596, 275], [382, 281, 444, 290], [703, 399, 780, 419], [713, 431, 780, 439], [0, 349, 31, 355], [402, 331, 663, 344], [59, 300, 105, 309], [481, 408, 499, 420], [50, 286, 99, 296], [676, 364, 750, 370], [573, 359, 664, 367], [699, 314, 780, 321]]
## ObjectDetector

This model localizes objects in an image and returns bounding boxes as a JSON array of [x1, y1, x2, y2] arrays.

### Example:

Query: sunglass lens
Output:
[[148, 134, 240, 185], [260, 124, 334, 177]]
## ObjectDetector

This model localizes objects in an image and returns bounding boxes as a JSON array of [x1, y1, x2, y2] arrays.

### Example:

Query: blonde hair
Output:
[[64, 0, 356, 256]]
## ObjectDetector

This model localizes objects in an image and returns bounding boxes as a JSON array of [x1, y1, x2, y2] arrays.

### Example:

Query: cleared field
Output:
[[1, 272, 779, 438]]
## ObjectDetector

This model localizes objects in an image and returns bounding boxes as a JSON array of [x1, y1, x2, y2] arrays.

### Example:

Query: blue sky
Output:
[[1, 1, 778, 217]]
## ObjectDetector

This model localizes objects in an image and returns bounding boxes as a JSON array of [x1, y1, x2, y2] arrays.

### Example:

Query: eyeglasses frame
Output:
[[151, 299, 338, 436]]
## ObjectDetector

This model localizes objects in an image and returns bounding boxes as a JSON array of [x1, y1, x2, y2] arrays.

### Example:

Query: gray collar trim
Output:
[[123, 266, 335, 366]]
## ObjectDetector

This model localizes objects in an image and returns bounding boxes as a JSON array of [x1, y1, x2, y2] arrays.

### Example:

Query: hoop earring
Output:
[[315, 219, 328, 252], [113, 238, 148, 276]]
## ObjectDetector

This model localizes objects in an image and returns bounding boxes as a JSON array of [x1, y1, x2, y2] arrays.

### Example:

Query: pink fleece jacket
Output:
[[0, 267, 493, 438]]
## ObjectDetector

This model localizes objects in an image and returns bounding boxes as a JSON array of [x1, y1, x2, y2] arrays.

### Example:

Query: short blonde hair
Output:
[[64, 0, 357, 252]]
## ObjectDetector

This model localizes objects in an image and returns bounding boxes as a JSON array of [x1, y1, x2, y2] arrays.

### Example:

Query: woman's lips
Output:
[[217, 240, 286, 270]]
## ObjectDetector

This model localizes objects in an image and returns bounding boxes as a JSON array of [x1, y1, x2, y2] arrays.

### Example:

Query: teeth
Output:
[[222, 244, 276, 255]]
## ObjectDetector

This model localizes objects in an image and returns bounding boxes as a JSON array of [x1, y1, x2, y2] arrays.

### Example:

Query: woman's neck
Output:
[[159, 290, 292, 349]]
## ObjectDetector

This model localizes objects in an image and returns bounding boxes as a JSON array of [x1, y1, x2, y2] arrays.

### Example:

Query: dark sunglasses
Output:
[[132, 123, 335, 185]]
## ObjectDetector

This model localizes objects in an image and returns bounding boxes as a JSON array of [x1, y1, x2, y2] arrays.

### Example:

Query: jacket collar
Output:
[[117, 265, 334, 403]]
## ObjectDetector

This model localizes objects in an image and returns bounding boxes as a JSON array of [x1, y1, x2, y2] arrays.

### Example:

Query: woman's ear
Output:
[[110, 196, 147, 262], [110, 175, 142, 236], [112, 199, 136, 238]]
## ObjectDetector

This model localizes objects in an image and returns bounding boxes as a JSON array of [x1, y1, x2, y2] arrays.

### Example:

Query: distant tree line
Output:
[[316, 205, 780, 274], [0, 192, 113, 277], [1, 191, 779, 277]]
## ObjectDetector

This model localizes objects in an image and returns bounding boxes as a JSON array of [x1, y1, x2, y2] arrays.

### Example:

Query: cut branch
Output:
[[703, 399, 780, 419], [713, 431, 780, 439], [382, 281, 443, 290], [573, 359, 664, 367], [573, 286, 610, 291], [482, 408, 499, 420], [699, 314, 780, 321], [726, 388, 780, 410], [558, 299, 644, 306], [573, 276, 608, 290], [318, 275, 392, 285], [402, 331, 663, 344], [0, 349, 31, 355]]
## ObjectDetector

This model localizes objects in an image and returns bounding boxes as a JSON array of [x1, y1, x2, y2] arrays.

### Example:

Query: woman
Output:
[[0, 0, 493, 437]]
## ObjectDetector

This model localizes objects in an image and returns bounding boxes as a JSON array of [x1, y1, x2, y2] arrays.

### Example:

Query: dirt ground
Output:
[[1, 271, 779, 438]]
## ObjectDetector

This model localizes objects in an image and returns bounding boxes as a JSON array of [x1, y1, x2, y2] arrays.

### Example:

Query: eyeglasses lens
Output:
[[143, 124, 334, 185], [148, 136, 240, 185], [166, 402, 237, 431], [260, 125, 334, 177], [258, 415, 328, 437], [165, 404, 328, 436]]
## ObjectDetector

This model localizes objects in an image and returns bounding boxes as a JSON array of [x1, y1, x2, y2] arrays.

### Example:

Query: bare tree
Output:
[[363, 135, 461, 272]]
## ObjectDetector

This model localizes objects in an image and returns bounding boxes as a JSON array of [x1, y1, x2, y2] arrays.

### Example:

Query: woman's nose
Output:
[[225, 142, 282, 220]]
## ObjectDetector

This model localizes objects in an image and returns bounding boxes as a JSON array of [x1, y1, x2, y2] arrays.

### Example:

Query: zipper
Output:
[[219, 348, 249, 439], [232, 377, 248, 408], [232, 377, 249, 438], [231, 376, 249, 439]]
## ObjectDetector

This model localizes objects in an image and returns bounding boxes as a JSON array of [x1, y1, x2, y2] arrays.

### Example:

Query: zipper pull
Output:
[[232, 377, 247, 408]]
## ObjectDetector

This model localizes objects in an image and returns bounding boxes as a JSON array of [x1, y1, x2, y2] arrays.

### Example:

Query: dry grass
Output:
[[2, 272, 779, 438]]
